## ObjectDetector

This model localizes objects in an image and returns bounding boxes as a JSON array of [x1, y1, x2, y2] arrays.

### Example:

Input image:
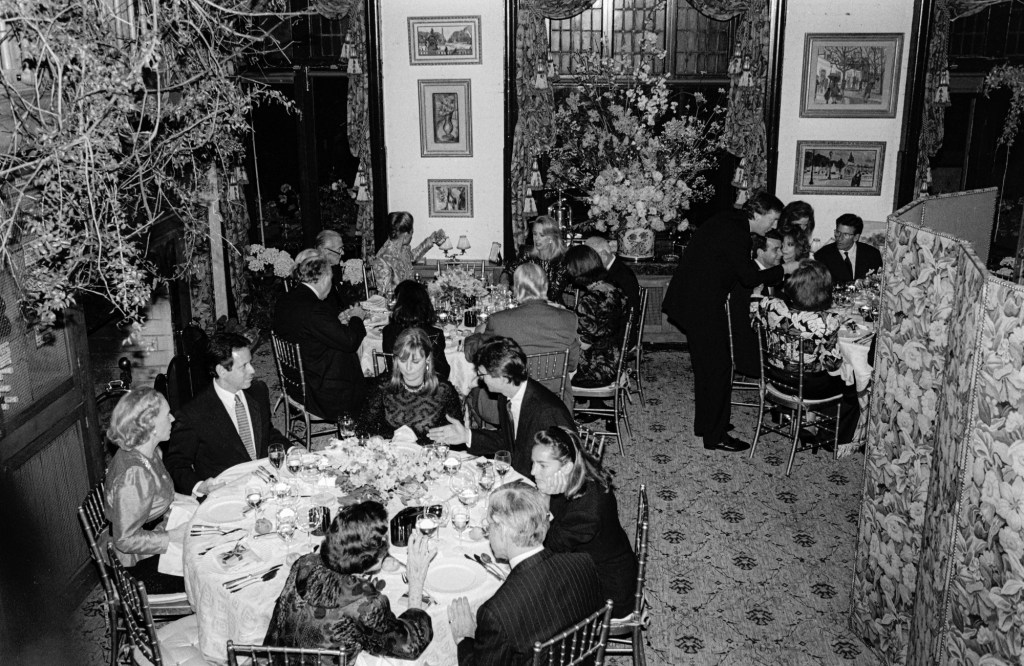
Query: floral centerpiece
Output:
[[428, 268, 487, 312], [546, 32, 725, 258], [243, 244, 294, 331], [324, 437, 440, 500]]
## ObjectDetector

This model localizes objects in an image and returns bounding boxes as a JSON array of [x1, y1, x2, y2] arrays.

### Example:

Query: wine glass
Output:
[[276, 508, 297, 561], [494, 451, 512, 484], [268, 443, 286, 471], [451, 507, 470, 542], [443, 456, 462, 489], [478, 466, 496, 505], [337, 414, 356, 439], [457, 486, 480, 510], [286, 452, 303, 477], [416, 508, 438, 539], [434, 442, 450, 461], [273, 481, 296, 507], [303, 506, 325, 550], [245, 485, 264, 524]]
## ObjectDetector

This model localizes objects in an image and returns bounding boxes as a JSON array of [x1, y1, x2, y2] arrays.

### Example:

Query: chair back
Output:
[[613, 310, 635, 385], [271, 333, 311, 410], [579, 425, 608, 463], [755, 320, 810, 398], [227, 641, 351, 665], [78, 483, 115, 600], [631, 286, 649, 349], [108, 544, 163, 666], [362, 259, 380, 299], [526, 349, 569, 399], [372, 351, 394, 377], [532, 600, 614, 666], [633, 484, 650, 615]]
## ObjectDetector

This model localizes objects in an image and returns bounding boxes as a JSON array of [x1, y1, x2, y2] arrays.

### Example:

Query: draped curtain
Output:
[[345, 0, 375, 260], [511, 0, 768, 245]]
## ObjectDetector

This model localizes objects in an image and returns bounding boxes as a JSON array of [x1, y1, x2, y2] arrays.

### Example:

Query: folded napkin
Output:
[[391, 425, 418, 445], [158, 496, 200, 576]]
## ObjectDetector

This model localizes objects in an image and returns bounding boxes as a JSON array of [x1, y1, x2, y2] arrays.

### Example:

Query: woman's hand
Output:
[[406, 531, 436, 609], [166, 523, 188, 546], [197, 478, 226, 496], [537, 466, 570, 496], [431, 229, 448, 245]]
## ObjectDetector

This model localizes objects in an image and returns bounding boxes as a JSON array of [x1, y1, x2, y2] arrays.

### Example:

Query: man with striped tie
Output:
[[165, 332, 290, 496]]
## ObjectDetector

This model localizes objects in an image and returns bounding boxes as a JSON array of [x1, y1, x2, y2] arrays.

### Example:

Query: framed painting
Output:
[[794, 141, 885, 196], [408, 16, 481, 66], [428, 179, 473, 217], [800, 33, 903, 118], [418, 80, 472, 158]]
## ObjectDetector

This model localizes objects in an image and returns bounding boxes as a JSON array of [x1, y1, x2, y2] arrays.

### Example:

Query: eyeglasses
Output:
[[475, 369, 490, 379], [834, 231, 857, 239], [324, 247, 343, 258]]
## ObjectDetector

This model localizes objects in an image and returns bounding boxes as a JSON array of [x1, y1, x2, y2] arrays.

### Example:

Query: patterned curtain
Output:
[[223, 194, 251, 329], [313, 0, 356, 19], [530, 0, 601, 20], [346, 0, 375, 260]]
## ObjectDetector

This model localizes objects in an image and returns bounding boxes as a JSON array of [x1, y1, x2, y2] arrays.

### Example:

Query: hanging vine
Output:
[[0, 0, 300, 327], [984, 64, 1024, 151]]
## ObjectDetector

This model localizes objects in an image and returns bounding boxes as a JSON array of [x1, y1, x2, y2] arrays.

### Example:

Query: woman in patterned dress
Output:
[[506, 215, 572, 304], [564, 245, 626, 388], [372, 212, 446, 296]]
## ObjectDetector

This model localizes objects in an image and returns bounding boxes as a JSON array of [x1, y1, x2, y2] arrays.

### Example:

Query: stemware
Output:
[[442, 456, 462, 489], [303, 506, 325, 549], [276, 508, 298, 561], [457, 486, 480, 509], [494, 451, 512, 484], [245, 485, 264, 523], [433, 442, 450, 461], [268, 443, 286, 470], [416, 507, 438, 539], [286, 452, 302, 476], [273, 481, 297, 506], [451, 507, 470, 542]]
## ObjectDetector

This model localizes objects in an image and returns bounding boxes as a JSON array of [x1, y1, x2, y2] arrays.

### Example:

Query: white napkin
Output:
[[391, 425, 418, 445], [158, 496, 200, 576]]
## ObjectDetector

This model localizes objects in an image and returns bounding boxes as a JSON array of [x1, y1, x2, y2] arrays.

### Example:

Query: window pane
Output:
[[673, 0, 736, 76], [548, 1, 604, 75], [613, 0, 667, 74]]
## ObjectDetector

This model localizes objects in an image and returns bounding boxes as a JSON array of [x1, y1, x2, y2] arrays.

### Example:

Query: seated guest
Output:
[[780, 225, 811, 264], [464, 262, 580, 407], [428, 337, 575, 476], [755, 261, 860, 446], [505, 215, 572, 304], [564, 245, 627, 388], [532, 427, 638, 618], [165, 333, 289, 495], [814, 213, 883, 284], [105, 388, 188, 594], [359, 328, 462, 443], [315, 229, 362, 311], [584, 232, 640, 316], [382, 280, 450, 380], [273, 251, 367, 420], [373, 211, 446, 296], [265, 502, 434, 660], [779, 200, 816, 240], [447, 482, 603, 665], [728, 230, 785, 378]]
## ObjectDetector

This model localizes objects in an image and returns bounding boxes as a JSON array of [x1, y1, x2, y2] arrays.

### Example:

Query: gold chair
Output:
[[372, 350, 394, 377], [725, 293, 761, 411], [749, 321, 844, 475], [571, 312, 634, 455], [270, 332, 338, 449], [578, 424, 611, 464], [526, 349, 570, 402], [625, 287, 650, 405], [226, 640, 351, 665], [606, 484, 650, 666], [532, 600, 614, 666], [362, 259, 380, 299]]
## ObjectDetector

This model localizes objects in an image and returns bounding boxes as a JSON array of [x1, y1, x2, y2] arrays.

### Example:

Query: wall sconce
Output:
[[441, 235, 471, 259]]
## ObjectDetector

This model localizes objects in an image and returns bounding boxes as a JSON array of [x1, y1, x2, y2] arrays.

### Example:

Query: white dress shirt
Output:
[[212, 379, 251, 435], [509, 545, 545, 569], [506, 381, 528, 437]]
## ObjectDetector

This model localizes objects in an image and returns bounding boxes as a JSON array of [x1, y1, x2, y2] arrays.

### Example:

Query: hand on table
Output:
[[428, 415, 470, 446], [341, 305, 366, 324], [197, 478, 226, 496], [448, 596, 477, 643]]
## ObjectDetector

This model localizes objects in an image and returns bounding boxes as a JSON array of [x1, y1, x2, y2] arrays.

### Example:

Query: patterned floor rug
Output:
[[69, 347, 881, 665]]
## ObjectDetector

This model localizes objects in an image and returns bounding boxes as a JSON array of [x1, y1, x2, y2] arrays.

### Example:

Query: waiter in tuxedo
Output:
[[448, 482, 604, 666], [813, 213, 882, 284], [428, 337, 576, 477], [164, 332, 290, 495], [663, 192, 797, 452], [728, 229, 784, 377]]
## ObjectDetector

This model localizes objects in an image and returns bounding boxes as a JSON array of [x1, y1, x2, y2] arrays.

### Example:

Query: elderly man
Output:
[[464, 262, 579, 407], [448, 482, 603, 666], [814, 213, 883, 284], [315, 229, 359, 311], [272, 251, 367, 420], [428, 337, 575, 477], [584, 232, 640, 315], [165, 332, 290, 495]]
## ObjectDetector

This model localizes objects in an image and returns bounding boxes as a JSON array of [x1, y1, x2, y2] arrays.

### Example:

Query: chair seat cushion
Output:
[[150, 591, 189, 606], [130, 615, 210, 666]]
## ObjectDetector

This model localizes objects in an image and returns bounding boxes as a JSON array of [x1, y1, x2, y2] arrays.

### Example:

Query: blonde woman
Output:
[[507, 216, 572, 304]]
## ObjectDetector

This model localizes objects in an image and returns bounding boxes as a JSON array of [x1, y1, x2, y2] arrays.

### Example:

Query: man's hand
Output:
[[428, 414, 469, 446], [197, 478, 226, 496], [448, 597, 477, 643], [782, 260, 801, 275]]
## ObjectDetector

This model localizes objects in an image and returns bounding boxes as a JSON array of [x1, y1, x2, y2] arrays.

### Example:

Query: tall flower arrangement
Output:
[[244, 245, 294, 332], [546, 32, 725, 236]]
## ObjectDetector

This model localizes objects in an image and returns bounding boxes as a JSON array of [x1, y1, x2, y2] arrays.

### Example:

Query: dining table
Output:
[[182, 444, 519, 665], [828, 284, 879, 453]]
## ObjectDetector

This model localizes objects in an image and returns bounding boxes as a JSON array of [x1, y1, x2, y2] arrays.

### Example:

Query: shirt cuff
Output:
[[191, 481, 206, 498]]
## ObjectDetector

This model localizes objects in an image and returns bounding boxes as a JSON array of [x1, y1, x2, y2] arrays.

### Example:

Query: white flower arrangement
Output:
[[246, 244, 295, 278], [428, 268, 487, 307], [323, 436, 440, 499], [343, 258, 365, 284]]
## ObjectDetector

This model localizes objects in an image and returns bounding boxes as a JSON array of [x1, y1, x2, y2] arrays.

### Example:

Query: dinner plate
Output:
[[201, 497, 250, 523], [425, 558, 485, 594], [838, 323, 872, 340]]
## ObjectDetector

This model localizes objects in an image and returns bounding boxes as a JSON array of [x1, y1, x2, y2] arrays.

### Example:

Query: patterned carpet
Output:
[[69, 346, 881, 665]]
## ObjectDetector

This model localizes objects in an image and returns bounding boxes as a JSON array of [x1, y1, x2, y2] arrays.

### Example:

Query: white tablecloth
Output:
[[359, 328, 477, 396], [184, 457, 514, 665]]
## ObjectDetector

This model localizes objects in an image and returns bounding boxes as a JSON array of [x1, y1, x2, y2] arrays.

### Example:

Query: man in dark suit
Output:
[[464, 263, 580, 408], [164, 332, 290, 495], [584, 233, 641, 315], [728, 229, 783, 377], [428, 337, 576, 477], [448, 482, 604, 666], [663, 192, 797, 452], [814, 213, 883, 284], [272, 251, 367, 420], [315, 230, 360, 312]]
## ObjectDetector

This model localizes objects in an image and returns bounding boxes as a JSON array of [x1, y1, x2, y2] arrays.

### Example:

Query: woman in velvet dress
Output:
[[265, 502, 434, 659], [531, 426, 638, 618], [506, 215, 572, 304], [358, 327, 462, 443], [381, 280, 450, 380], [104, 387, 188, 594], [564, 244, 627, 388]]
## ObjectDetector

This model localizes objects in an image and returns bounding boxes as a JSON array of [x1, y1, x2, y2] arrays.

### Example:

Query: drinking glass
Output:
[[416, 508, 438, 539], [286, 452, 302, 476], [494, 451, 512, 484], [478, 466, 496, 506], [434, 442, 450, 461], [245, 485, 264, 525], [276, 508, 297, 560], [443, 457, 462, 489], [268, 444, 286, 471], [451, 507, 470, 542], [457, 486, 480, 509], [273, 481, 296, 506], [303, 506, 325, 549], [337, 414, 356, 439]]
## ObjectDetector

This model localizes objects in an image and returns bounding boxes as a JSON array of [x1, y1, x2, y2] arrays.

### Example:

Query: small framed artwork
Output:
[[800, 33, 903, 118], [794, 141, 886, 196], [418, 80, 472, 158], [428, 179, 473, 217], [408, 16, 482, 66]]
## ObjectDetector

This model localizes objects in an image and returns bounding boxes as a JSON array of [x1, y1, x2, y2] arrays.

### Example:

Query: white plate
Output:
[[425, 558, 485, 594], [201, 497, 250, 523], [838, 323, 872, 340]]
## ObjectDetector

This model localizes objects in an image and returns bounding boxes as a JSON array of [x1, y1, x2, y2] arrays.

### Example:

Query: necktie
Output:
[[234, 394, 257, 461], [843, 251, 853, 280], [506, 401, 517, 439]]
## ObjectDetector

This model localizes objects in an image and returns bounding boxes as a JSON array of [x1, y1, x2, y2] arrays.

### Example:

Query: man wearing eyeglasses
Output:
[[814, 213, 883, 284], [315, 230, 359, 311]]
